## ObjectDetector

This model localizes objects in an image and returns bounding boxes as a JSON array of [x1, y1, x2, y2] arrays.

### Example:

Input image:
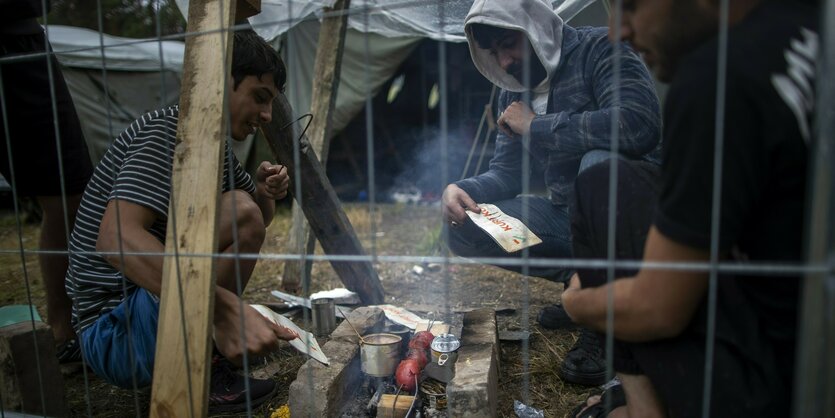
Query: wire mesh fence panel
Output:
[[0, 0, 832, 417]]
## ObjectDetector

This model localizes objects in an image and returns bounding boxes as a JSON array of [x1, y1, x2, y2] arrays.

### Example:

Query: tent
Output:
[[174, 0, 601, 143], [46, 25, 186, 163]]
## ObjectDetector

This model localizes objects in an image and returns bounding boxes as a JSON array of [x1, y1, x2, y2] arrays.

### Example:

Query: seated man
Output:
[[564, 0, 817, 416], [443, 0, 661, 385], [65, 30, 297, 413]]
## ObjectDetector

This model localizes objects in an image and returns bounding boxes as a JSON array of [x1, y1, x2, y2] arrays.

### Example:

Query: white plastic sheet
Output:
[[175, 0, 599, 43]]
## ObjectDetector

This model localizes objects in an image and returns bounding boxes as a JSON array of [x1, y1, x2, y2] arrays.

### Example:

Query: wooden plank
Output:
[[377, 394, 415, 418], [149, 0, 235, 416], [0, 321, 67, 416], [235, 0, 260, 21], [283, 0, 351, 292], [261, 93, 385, 305]]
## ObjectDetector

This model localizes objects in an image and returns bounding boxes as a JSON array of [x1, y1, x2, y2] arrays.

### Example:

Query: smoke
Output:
[[388, 127, 481, 202]]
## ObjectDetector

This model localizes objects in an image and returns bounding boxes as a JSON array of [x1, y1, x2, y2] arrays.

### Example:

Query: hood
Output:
[[464, 0, 563, 93]]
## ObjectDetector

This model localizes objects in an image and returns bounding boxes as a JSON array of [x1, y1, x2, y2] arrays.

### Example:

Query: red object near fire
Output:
[[409, 330, 434, 350], [395, 358, 420, 391], [406, 347, 428, 369]]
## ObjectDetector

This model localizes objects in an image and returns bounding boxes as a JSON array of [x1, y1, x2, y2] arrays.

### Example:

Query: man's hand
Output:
[[497, 101, 535, 137], [255, 161, 289, 200], [442, 184, 480, 226], [214, 292, 299, 367]]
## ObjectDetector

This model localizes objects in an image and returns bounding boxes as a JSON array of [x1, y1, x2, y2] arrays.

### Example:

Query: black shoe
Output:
[[560, 328, 607, 386], [537, 304, 578, 330], [56, 338, 83, 364], [208, 356, 277, 414]]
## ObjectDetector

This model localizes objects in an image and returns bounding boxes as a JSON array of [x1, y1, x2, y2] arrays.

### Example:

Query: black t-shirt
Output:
[[655, 0, 817, 378]]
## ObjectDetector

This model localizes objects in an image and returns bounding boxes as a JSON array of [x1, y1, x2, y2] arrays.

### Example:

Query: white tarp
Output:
[[45, 26, 185, 163], [47, 25, 184, 72], [280, 20, 420, 139], [175, 0, 598, 43], [44, 26, 255, 165]]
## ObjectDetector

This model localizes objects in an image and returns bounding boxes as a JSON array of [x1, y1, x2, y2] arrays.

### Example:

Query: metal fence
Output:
[[0, 0, 832, 417]]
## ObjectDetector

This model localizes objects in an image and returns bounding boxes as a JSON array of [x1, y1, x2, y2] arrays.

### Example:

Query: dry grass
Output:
[[0, 203, 596, 417]]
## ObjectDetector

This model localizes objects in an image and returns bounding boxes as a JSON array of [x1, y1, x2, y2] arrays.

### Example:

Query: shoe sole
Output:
[[559, 364, 608, 387], [208, 381, 278, 414]]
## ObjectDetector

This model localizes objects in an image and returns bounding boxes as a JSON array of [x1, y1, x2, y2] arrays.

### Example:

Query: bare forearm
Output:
[[255, 193, 276, 226]]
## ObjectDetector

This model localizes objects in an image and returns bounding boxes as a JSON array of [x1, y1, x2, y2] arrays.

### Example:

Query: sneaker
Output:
[[208, 356, 277, 414], [559, 328, 607, 386], [537, 304, 578, 330], [56, 338, 82, 364]]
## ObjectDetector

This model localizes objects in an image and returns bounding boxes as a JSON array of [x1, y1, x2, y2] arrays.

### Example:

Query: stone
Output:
[[0, 321, 67, 416], [289, 307, 385, 417], [446, 308, 499, 418]]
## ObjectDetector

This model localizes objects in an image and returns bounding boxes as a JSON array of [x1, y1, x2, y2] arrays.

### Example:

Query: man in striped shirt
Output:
[[65, 30, 296, 413]]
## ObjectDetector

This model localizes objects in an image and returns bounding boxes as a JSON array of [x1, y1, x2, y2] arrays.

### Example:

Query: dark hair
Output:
[[231, 29, 286, 92], [468, 23, 514, 49]]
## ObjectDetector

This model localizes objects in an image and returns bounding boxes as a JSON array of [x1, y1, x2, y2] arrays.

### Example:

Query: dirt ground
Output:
[[0, 203, 595, 417]]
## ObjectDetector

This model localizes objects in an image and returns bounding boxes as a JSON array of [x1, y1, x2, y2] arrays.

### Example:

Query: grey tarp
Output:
[[46, 25, 255, 165], [173, 0, 598, 145]]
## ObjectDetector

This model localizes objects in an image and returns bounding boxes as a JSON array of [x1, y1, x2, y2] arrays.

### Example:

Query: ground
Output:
[[0, 203, 596, 417]]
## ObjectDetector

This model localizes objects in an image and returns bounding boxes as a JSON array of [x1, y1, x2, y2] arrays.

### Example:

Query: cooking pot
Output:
[[360, 333, 402, 377]]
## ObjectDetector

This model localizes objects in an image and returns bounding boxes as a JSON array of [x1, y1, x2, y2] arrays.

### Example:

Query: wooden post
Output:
[[148, 0, 249, 416], [262, 93, 385, 305], [283, 0, 351, 292]]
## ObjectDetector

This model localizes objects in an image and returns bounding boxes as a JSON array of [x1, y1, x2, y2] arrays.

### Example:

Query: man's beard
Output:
[[508, 58, 548, 89]]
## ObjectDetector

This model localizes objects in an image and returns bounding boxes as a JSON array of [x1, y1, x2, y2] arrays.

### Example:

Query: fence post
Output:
[[794, 1, 835, 416]]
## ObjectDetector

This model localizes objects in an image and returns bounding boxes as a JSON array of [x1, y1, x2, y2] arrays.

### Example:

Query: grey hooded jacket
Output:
[[455, 0, 662, 206]]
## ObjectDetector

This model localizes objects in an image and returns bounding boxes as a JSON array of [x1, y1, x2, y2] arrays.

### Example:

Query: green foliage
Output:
[[44, 0, 186, 39]]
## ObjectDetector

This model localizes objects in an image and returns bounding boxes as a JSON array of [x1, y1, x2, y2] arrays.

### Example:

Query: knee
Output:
[[575, 160, 613, 206], [579, 150, 617, 174], [228, 191, 266, 251]]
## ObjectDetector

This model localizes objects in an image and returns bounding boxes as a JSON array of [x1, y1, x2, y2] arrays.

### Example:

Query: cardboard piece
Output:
[[250, 304, 329, 365], [371, 304, 448, 334], [465, 203, 542, 253]]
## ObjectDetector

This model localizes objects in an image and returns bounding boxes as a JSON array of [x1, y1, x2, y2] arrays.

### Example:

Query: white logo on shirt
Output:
[[771, 27, 818, 144]]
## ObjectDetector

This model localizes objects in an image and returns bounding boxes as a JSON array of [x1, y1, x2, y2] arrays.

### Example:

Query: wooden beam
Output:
[[283, 0, 351, 292], [262, 93, 385, 305], [235, 0, 261, 22], [149, 0, 235, 416]]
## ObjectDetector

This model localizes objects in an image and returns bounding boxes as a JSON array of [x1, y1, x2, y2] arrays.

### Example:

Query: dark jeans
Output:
[[448, 195, 572, 281], [571, 160, 788, 418], [447, 150, 617, 282]]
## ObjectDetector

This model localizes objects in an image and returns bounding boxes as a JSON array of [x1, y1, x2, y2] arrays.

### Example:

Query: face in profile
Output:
[[488, 30, 548, 88], [609, 0, 718, 82], [228, 74, 278, 141]]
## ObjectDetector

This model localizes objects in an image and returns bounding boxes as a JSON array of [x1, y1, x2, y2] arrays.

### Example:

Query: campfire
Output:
[[287, 306, 498, 417]]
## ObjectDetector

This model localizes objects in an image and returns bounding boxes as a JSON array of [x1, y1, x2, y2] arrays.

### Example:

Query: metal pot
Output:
[[360, 333, 402, 377], [430, 333, 460, 366]]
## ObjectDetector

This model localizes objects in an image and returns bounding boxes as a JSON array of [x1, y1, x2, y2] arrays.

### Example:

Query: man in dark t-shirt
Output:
[[562, 1, 817, 417]]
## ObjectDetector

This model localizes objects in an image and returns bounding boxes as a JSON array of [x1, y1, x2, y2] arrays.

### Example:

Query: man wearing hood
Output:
[[442, 0, 662, 386]]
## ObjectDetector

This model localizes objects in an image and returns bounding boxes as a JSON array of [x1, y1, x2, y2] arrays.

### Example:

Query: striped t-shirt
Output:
[[66, 106, 256, 334]]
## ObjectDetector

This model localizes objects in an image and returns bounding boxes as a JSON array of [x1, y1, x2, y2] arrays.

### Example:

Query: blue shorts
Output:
[[79, 288, 160, 389]]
